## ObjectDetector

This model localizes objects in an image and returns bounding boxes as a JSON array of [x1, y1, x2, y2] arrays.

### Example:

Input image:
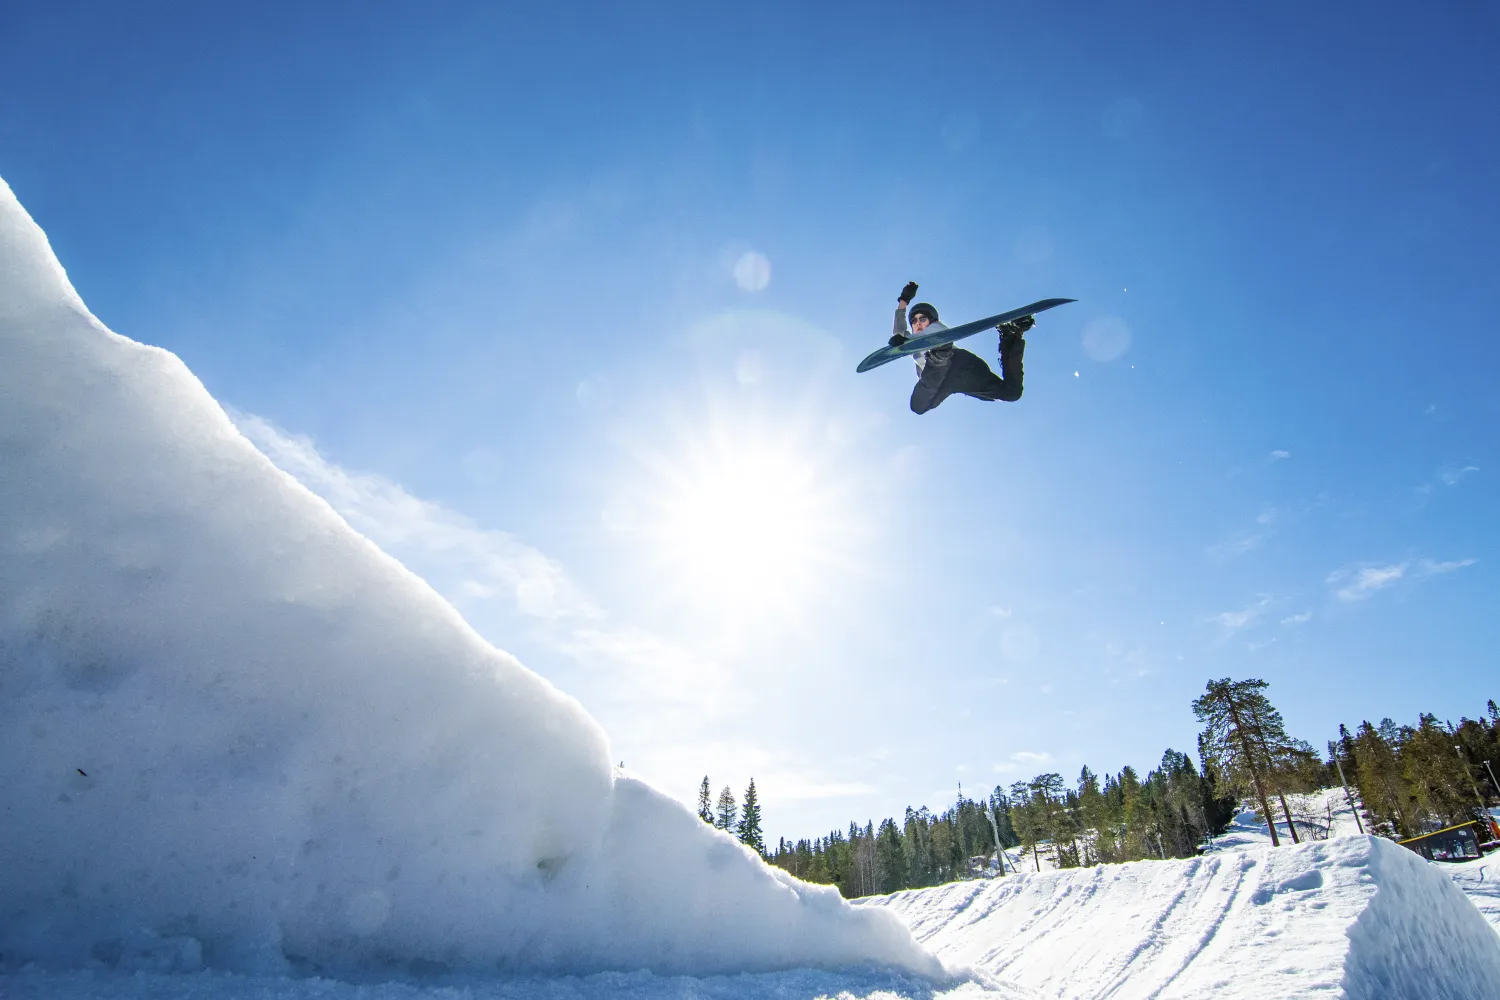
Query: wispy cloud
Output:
[[657, 740, 878, 807], [1330, 564, 1407, 601], [1328, 558, 1478, 602], [1420, 557, 1478, 575], [1281, 611, 1313, 626], [1439, 464, 1480, 486], [1418, 463, 1480, 497], [235, 413, 597, 620], [1208, 506, 1278, 560], [994, 750, 1052, 775], [1269, 449, 1290, 462], [559, 625, 732, 706], [235, 412, 745, 716], [1210, 595, 1274, 632]]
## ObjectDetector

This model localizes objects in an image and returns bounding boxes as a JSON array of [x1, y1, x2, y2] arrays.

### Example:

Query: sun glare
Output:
[[664, 447, 826, 603], [618, 415, 862, 627]]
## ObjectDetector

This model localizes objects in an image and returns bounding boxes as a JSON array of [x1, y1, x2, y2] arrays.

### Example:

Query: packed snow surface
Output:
[[1448, 852, 1500, 938], [0, 175, 935, 979], [868, 835, 1500, 999], [5, 173, 1500, 1000]]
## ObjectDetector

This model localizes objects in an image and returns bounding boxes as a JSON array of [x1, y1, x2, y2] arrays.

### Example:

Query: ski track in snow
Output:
[[866, 834, 1500, 999], [1446, 853, 1500, 937]]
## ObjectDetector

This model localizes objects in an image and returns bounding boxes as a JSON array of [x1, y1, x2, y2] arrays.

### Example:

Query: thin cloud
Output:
[[1207, 531, 1266, 560], [1328, 558, 1477, 602], [1420, 557, 1478, 575], [1210, 595, 1274, 632], [235, 413, 597, 621], [1330, 564, 1407, 601], [994, 750, 1052, 775], [657, 741, 878, 814], [1439, 464, 1479, 486], [235, 412, 755, 766], [1208, 507, 1277, 560], [1269, 450, 1290, 461], [559, 626, 734, 707], [1281, 611, 1313, 626]]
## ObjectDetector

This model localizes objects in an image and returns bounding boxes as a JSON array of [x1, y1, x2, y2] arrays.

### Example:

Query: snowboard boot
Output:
[[996, 315, 1036, 342]]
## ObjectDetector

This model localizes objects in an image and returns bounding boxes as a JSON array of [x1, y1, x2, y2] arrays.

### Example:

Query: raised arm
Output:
[[891, 281, 918, 345]]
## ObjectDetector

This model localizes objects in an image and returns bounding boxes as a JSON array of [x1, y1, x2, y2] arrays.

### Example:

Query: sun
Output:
[[662, 445, 827, 604], [617, 412, 862, 627]]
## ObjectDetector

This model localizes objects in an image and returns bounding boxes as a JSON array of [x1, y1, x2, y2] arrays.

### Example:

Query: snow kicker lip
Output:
[[856, 298, 1077, 373]]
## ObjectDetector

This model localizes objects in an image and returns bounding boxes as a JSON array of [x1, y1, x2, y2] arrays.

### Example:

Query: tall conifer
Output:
[[1194, 678, 1290, 846], [697, 776, 713, 824], [715, 785, 737, 831], [737, 778, 765, 854]]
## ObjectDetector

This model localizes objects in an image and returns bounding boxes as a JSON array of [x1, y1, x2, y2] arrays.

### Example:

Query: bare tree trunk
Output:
[[1226, 700, 1280, 847], [1276, 789, 1301, 844]]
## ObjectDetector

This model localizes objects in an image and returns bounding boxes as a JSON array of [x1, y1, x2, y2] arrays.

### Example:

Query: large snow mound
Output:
[[0, 175, 938, 980], [867, 835, 1500, 999]]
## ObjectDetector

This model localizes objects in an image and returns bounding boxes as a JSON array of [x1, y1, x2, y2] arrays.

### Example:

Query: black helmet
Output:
[[908, 302, 939, 325]]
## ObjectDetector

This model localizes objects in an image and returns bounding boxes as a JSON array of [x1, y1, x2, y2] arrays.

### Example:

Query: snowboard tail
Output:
[[856, 297, 1076, 373]]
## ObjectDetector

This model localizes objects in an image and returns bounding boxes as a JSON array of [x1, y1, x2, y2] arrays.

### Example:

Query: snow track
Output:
[[868, 836, 1500, 999]]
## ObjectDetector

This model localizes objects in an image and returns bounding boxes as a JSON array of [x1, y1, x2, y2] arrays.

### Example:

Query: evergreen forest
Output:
[[698, 681, 1500, 898]]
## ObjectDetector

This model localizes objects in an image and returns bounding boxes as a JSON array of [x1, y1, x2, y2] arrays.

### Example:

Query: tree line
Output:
[[702, 679, 1498, 898], [1332, 702, 1500, 840]]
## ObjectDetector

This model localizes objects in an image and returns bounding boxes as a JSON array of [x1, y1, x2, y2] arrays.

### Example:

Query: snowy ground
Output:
[[868, 835, 1500, 1000], [5, 173, 1500, 999], [1447, 852, 1500, 938], [0, 966, 1013, 1000], [1206, 789, 1369, 855]]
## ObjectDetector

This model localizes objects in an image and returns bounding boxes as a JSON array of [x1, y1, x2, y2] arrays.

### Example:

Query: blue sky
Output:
[[3, 1, 1496, 842]]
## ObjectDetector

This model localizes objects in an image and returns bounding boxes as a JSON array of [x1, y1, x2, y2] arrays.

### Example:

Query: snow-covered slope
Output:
[[868, 835, 1500, 999], [1448, 853, 1500, 938], [0, 175, 937, 979]]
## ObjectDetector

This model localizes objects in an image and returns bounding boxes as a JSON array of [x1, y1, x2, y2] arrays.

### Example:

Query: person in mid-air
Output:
[[889, 280, 1034, 415]]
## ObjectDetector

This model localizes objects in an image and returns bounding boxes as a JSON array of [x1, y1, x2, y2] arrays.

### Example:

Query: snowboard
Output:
[[856, 297, 1077, 373]]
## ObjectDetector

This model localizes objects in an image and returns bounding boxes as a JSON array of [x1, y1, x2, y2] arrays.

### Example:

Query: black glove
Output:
[[888, 333, 908, 347], [899, 281, 918, 304], [998, 315, 1035, 335]]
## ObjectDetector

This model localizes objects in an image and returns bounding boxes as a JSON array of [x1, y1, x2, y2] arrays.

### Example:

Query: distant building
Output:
[[1396, 821, 1485, 862]]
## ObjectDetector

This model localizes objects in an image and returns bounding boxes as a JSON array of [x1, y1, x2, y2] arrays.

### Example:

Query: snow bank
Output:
[[0, 175, 938, 979], [867, 835, 1500, 999]]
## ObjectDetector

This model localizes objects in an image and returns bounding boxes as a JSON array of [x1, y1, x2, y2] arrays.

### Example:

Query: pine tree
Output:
[[875, 817, 908, 891], [697, 776, 714, 824], [1194, 677, 1293, 847], [715, 785, 738, 831], [737, 778, 765, 855], [1009, 780, 1045, 871], [1350, 719, 1412, 837]]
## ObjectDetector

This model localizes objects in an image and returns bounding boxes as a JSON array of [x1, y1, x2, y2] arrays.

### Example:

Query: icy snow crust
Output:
[[868, 835, 1500, 999], [0, 176, 937, 979]]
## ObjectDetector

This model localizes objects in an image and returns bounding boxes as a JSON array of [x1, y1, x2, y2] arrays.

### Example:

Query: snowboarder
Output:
[[889, 281, 1034, 415]]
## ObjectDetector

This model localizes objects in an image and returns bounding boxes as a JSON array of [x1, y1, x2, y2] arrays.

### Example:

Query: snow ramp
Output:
[[0, 175, 937, 980], [868, 836, 1500, 999]]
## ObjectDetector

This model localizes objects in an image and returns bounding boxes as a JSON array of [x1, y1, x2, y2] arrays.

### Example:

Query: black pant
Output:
[[910, 336, 1024, 415]]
